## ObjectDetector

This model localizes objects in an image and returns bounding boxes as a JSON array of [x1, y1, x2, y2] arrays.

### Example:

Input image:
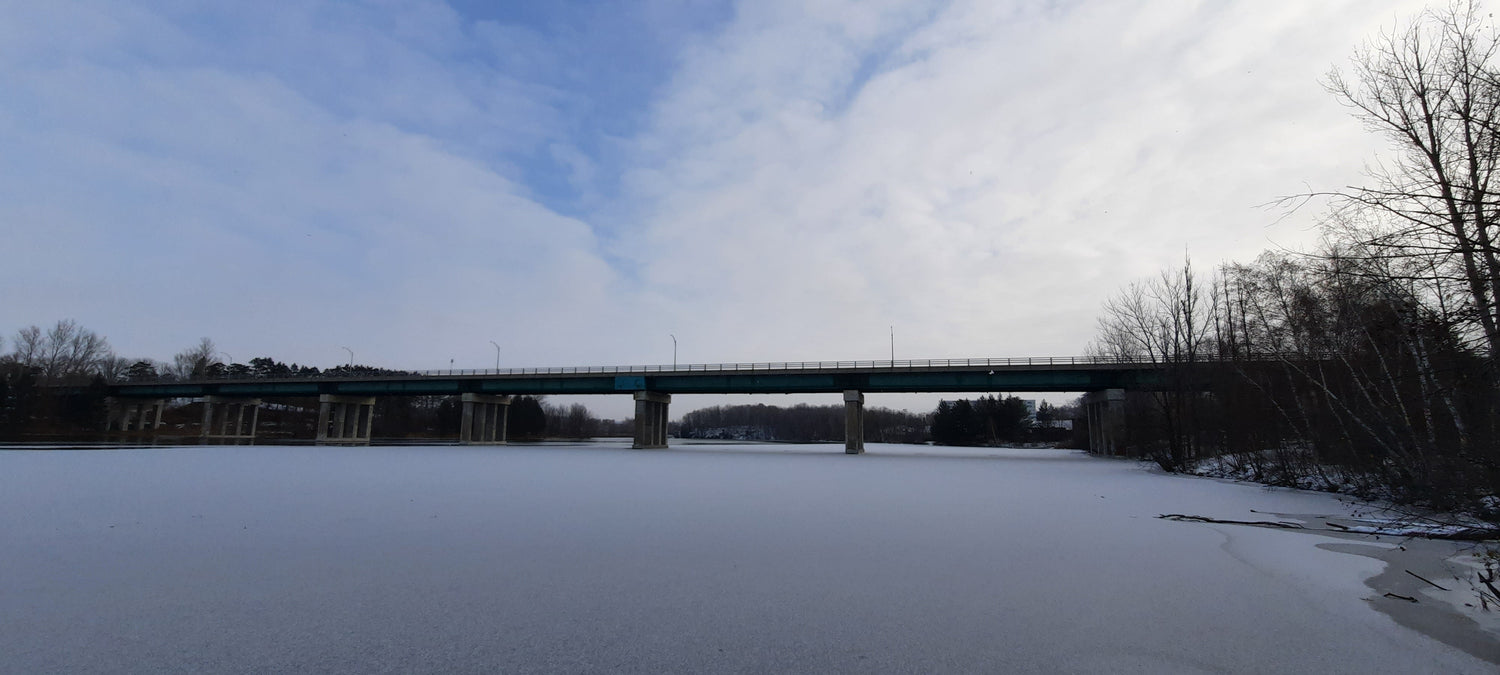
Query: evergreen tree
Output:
[[125, 360, 158, 382]]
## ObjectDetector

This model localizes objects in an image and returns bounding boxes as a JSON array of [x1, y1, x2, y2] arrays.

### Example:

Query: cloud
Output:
[[615, 0, 1429, 363], [0, 0, 1439, 417], [0, 1, 627, 368]]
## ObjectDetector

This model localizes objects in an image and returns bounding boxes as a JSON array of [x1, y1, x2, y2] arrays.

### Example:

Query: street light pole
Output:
[[341, 346, 353, 369], [890, 326, 894, 363], [489, 341, 501, 371], [670, 334, 677, 369]]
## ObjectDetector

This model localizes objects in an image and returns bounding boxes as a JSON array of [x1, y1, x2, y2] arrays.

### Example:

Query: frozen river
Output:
[[1, 442, 1495, 673]]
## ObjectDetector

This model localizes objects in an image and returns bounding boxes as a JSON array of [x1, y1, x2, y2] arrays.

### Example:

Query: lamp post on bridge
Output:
[[489, 341, 500, 371], [341, 346, 353, 369], [670, 334, 677, 369]]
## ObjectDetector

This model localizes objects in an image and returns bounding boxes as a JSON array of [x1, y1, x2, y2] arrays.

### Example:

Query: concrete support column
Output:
[[459, 394, 512, 445], [107, 396, 159, 432], [1087, 400, 1097, 453], [1084, 389, 1125, 455], [234, 403, 247, 438], [219, 402, 235, 437], [633, 397, 653, 448], [475, 403, 489, 442], [656, 399, 668, 444], [122, 399, 166, 431], [844, 390, 865, 455], [317, 400, 332, 443], [316, 395, 377, 445], [201, 399, 215, 438], [201, 396, 262, 443], [632, 391, 671, 449], [362, 400, 375, 441], [1087, 395, 1102, 454], [1098, 402, 1110, 453]]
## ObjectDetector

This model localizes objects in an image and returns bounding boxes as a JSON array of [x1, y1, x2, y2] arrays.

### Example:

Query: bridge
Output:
[[104, 357, 1170, 453]]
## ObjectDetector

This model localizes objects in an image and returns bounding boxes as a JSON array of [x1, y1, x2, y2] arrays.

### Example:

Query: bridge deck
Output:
[[107, 357, 1173, 398]]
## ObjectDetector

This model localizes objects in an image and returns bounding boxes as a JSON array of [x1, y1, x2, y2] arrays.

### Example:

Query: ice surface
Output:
[[0, 443, 1494, 673]]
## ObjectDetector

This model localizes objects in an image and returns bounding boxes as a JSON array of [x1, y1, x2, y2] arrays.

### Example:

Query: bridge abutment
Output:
[[105, 398, 166, 432], [201, 396, 262, 443], [844, 390, 865, 454], [317, 395, 375, 445], [632, 391, 670, 449], [460, 393, 511, 445], [1084, 388, 1126, 455]]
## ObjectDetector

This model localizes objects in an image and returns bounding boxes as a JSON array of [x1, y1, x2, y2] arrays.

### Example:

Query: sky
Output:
[[1, 0, 1432, 416]]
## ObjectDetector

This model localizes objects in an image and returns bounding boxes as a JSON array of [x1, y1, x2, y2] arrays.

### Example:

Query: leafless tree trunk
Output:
[[9, 321, 111, 383], [11, 326, 43, 368], [170, 338, 219, 380], [97, 355, 133, 382], [1090, 255, 1213, 469], [1323, 0, 1500, 368]]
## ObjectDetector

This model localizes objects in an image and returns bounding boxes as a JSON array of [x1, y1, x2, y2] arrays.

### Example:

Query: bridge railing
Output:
[[404, 356, 1140, 377], [395, 354, 1292, 376], [110, 354, 1302, 387]]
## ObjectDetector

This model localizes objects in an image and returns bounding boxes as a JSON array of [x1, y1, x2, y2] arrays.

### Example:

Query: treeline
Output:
[[542, 402, 633, 439], [0, 328, 631, 441], [1, 320, 132, 435], [1086, 2, 1500, 515], [932, 396, 1074, 446], [1094, 252, 1498, 512], [677, 403, 929, 444]]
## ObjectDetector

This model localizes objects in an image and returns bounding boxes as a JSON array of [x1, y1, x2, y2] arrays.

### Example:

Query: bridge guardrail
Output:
[[105, 354, 1319, 387], [405, 355, 1156, 377]]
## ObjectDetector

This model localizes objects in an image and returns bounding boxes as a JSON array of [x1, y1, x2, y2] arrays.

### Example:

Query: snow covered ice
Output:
[[1, 442, 1495, 673]]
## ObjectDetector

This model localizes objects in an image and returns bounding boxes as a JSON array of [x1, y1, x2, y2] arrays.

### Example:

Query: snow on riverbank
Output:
[[1, 443, 1495, 673]]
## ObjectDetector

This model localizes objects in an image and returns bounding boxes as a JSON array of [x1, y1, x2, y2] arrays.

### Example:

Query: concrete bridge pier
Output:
[[317, 395, 375, 446], [460, 393, 511, 445], [201, 396, 262, 443], [632, 391, 670, 449], [1084, 388, 1126, 455], [844, 390, 865, 454], [105, 398, 166, 432]]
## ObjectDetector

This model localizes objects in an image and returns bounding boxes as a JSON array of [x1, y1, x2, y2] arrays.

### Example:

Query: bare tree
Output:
[[43, 320, 110, 381], [11, 326, 43, 367], [1089, 255, 1214, 469], [8, 321, 111, 382], [170, 338, 219, 380], [97, 355, 134, 382], [1083, 1, 1500, 509], [1322, 0, 1500, 366]]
